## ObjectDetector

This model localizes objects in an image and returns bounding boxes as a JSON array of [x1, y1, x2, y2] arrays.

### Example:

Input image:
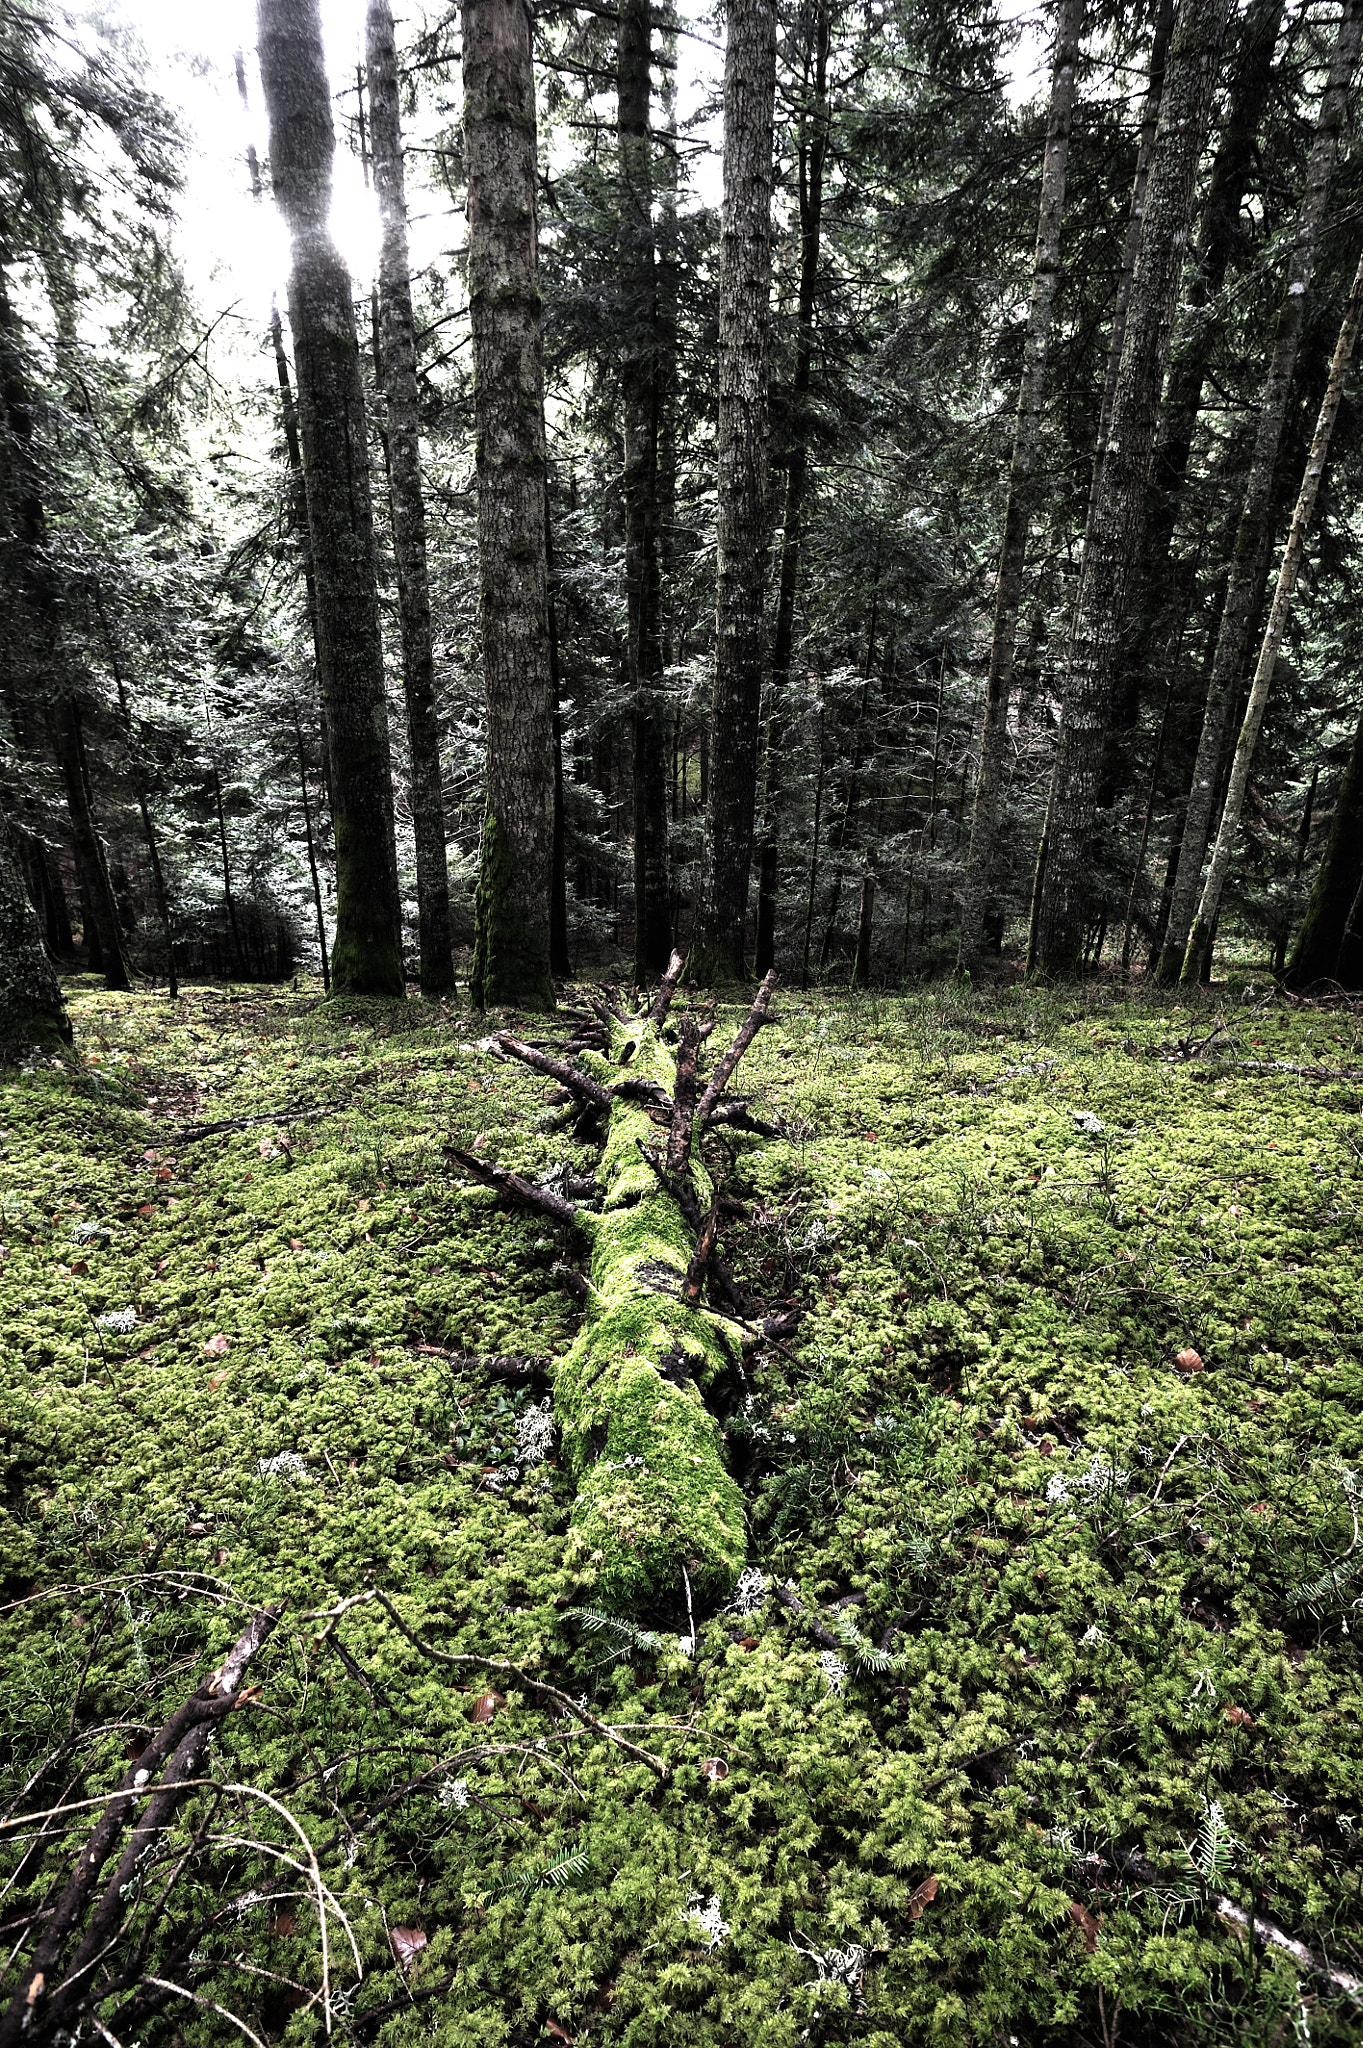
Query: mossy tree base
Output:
[[453, 956, 780, 1609]]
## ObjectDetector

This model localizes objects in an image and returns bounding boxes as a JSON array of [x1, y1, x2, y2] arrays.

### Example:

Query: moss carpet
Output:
[[3, 974, 1363, 2045]]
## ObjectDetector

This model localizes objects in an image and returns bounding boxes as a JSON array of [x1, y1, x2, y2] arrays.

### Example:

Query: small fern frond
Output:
[[1287, 1550, 1363, 1616], [480, 1849, 592, 1904], [561, 1606, 662, 1652]]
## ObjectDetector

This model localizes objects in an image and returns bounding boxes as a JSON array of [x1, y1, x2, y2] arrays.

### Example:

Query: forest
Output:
[[4, 0, 1363, 2041]]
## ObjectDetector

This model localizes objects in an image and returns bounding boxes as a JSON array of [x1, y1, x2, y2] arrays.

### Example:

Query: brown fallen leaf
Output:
[[1175, 1348, 1204, 1373], [1067, 1900, 1101, 1952], [1225, 1704, 1255, 1727], [471, 1690, 505, 1723], [700, 1758, 729, 1781], [206, 1371, 229, 1392], [907, 1875, 938, 1920], [268, 1911, 296, 1940], [390, 1926, 427, 1972], [356, 1198, 371, 1213], [290, 1238, 305, 1251], [204, 1334, 230, 1356], [545, 2023, 573, 2043]]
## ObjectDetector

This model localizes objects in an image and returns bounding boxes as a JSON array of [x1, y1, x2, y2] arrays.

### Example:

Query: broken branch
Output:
[[695, 970, 778, 1127]]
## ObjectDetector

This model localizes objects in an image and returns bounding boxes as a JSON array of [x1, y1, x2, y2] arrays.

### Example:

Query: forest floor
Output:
[[3, 971, 1363, 2047]]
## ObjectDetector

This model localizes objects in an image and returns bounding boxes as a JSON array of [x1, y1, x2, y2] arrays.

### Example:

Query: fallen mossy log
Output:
[[452, 958, 784, 1610]]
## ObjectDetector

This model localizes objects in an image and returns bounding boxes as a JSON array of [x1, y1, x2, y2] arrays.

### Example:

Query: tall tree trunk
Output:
[[691, 0, 776, 983], [1, 276, 128, 992], [93, 584, 178, 998], [365, 0, 456, 997], [0, 798, 70, 1056], [462, 0, 556, 1011], [257, 0, 405, 998], [269, 297, 334, 806], [1288, 710, 1363, 987], [1029, 0, 1226, 977], [1182, 244, 1363, 982], [1156, 0, 1363, 981], [1118, 0, 1284, 739], [754, 0, 830, 977], [293, 703, 331, 992], [545, 489, 571, 976], [52, 700, 130, 989], [618, 0, 672, 983], [1085, 0, 1176, 514], [956, 0, 1082, 972]]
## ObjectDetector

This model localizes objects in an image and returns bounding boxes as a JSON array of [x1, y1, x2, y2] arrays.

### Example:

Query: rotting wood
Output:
[[451, 949, 794, 1608]]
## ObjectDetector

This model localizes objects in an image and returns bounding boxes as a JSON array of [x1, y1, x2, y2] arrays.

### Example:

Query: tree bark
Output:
[[546, 494, 572, 977], [293, 701, 331, 991], [1118, 0, 1284, 744], [691, 0, 776, 983], [0, 797, 70, 1055], [257, 0, 405, 998], [1182, 243, 1363, 982], [93, 584, 179, 998], [365, 0, 456, 997], [1, 276, 129, 991], [1156, 0, 1362, 981], [52, 699, 129, 990], [754, 0, 830, 977], [1287, 709, 1363, 987], [1029, 0, 1226, 977], [462, 0, 557, 1011], [1085, 0, 1175, 515], [956, 0, 1083, 972], [618, 0, 672, 983]]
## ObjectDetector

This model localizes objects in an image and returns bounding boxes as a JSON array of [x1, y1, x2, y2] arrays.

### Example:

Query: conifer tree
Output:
[[1183, 244, 1363, 980], [691, 0, 777, 983], [619, 0, 672, 982], [1028, 0, 1226, 977], [957, 0, 1083, 973], [365, 0, 456, 998], [1156, 0, 1363, 981], [463, 0, 557, 1012], [0, 799, 70, 1056], [257, 0, 405, 998]]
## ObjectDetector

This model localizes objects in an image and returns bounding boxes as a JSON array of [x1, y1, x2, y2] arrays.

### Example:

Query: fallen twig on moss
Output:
[[0, 1606, 283, 2048], [337, 1587, 672, 1780]]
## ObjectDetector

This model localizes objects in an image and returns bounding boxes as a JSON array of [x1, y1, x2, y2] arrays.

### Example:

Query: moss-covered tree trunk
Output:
[[692, 0, 776, 984], [365, 0, 456, 999], [454, 958, 786, 1607], [463, 0, 557, 1012], [0, 799, 70, 1058], [257, 0, 405, 999]]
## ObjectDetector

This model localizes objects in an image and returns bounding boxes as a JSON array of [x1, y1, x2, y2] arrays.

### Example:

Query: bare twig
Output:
[[446, 1149, 586, 1229], [361, 1589, 671, 1779], [683, 1192, 721, 1307], [695, 970, 778, 1127], [496, 1035, 612, 1109], [646, 948, 686, 1028], [666, 1016, 702, 1174], [0, 1607, 282, 2048]]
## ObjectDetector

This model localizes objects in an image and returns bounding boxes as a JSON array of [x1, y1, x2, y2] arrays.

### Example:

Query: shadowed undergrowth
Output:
[[3, 972, 1363, 2045]]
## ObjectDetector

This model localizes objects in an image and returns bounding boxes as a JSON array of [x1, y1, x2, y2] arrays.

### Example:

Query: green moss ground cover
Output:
[[3, 974, 1363, 2044]]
